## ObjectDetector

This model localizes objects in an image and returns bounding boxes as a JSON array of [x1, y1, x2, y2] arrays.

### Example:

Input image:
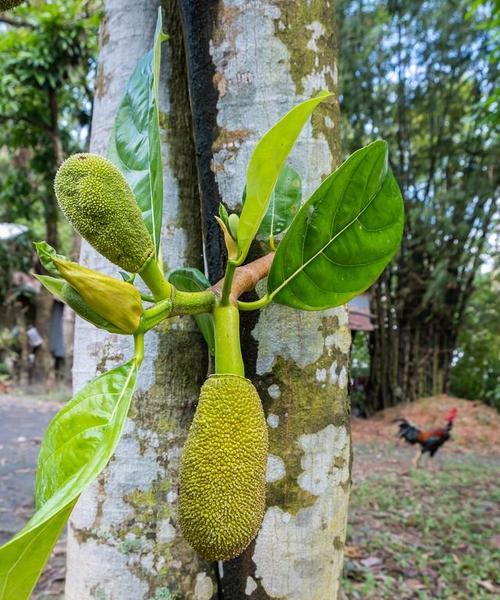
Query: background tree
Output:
[[65, 0, 351, 598], [337, 0, 498, 410], [0, 0, 101, 379], [450, 269, 500, 409], [0, 0, 100, 247]]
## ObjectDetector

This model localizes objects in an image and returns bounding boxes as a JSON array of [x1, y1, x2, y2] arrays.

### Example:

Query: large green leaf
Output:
[[267, 140, 404, 310], [169, 268, 215, 355], [256, 165, 302, 244], [236, 91, 331, 265], [108, 8, 166, 258], [0, 360, 138, 600]]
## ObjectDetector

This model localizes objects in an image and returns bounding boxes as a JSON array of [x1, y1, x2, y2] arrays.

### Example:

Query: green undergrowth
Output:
[[342, 450, 500, 599]]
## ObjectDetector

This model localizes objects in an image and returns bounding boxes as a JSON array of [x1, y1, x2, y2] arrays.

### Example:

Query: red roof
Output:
[[349, 311, 375, 331]]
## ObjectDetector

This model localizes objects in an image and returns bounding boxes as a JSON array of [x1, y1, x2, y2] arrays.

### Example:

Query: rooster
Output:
[[395, 408, 458, 469]]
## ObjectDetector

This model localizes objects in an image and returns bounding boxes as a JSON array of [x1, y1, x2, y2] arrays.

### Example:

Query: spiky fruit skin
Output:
[[0, 0, 25, 10], [179, 374, 268, 560], [54, 153, 153, 273]]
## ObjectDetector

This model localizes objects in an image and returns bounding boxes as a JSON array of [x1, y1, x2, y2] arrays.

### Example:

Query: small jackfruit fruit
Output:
[[179, 374, 268, 560], [0, 0, 25, 10], [54, 154, 153, 273]]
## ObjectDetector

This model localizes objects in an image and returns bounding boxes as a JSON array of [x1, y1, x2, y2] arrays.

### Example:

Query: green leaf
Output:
[[218, 203, 230, 229], [34, 274, 124, 334], [108, 8, 166, 258], [267, 140, 404, 310], [236, 91, 331, 265], [0, 502, 76, 600], [0, 360, 138, 600], [119, 271, 136, 283], [257, 165, 302, 244], [33, 241, 67, 277], [169, 268, 215, 355]]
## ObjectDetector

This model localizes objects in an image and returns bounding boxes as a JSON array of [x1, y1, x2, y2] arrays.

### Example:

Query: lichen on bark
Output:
[[271, 0, 341, 168]]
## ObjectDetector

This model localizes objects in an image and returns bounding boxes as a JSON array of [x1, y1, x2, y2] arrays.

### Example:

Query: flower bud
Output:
[[228, 213, 239, 240], [35, 275, 123, 334], [215, 216, 238, 260], [53, 257, 143, 334]]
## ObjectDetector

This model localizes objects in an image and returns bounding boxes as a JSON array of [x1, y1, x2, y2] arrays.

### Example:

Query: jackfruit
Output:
[[54, 153, 153, 273], [179, 374, 268, 560], [52, 257, 143, 334], [0, 0, 25, 10]]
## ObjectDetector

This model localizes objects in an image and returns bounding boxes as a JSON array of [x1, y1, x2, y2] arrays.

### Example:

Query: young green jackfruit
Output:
[[0, 0, 25, 10], [54, 153, 154, 273], [179, 374, 268, 560]]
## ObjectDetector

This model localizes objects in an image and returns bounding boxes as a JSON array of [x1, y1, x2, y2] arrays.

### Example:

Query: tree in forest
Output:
[[0, 0, 101, 379], [450, 269, 500, 409], [0, 0, 100, 248], [337, 0, 499, 410]]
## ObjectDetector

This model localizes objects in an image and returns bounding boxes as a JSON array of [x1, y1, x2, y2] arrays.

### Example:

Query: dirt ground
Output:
[[0, 392, 498, 599], [0, 393, 66, 598], [346, 396, 499, 599]]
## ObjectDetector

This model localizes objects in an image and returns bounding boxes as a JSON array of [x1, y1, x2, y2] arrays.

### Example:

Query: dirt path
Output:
[[0, 393, 65, 599], [0, 394, 62, 544]]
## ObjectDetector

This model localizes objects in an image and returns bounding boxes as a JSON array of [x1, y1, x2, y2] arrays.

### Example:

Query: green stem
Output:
[[220, 260, 236, 306], [172, 289, 216, 315], [139, 289, 216, 332], [269, 234, 276, 252], [139, 299, 172, 332], [213, 303, 244, 376], [134, 332, 145, 366], [237, 294, 272, 311], [140, 292, 155, 303], [139, 257, 172, 301]]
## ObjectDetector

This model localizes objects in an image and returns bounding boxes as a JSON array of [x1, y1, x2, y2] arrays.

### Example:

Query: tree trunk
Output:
[[179, 2, 351, 598], [66, 1, 351, 599], [367, 304, 458, 411], [64, 1, 216, 597]]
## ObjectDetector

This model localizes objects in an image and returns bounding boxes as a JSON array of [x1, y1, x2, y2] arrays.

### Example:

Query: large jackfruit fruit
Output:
[[179, 374, 268, 560], [54, 153, 153, 273], [0, 0, 25, 10]]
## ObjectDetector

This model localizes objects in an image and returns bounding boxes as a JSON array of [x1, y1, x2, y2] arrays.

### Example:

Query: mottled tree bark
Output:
[[178, 2, 351, 598], [64, 1, 217, 598], [66, 1, 351, 599]]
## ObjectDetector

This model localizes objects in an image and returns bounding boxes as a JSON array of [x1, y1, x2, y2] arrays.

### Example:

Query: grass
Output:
[[342, 451, 500, 599]]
